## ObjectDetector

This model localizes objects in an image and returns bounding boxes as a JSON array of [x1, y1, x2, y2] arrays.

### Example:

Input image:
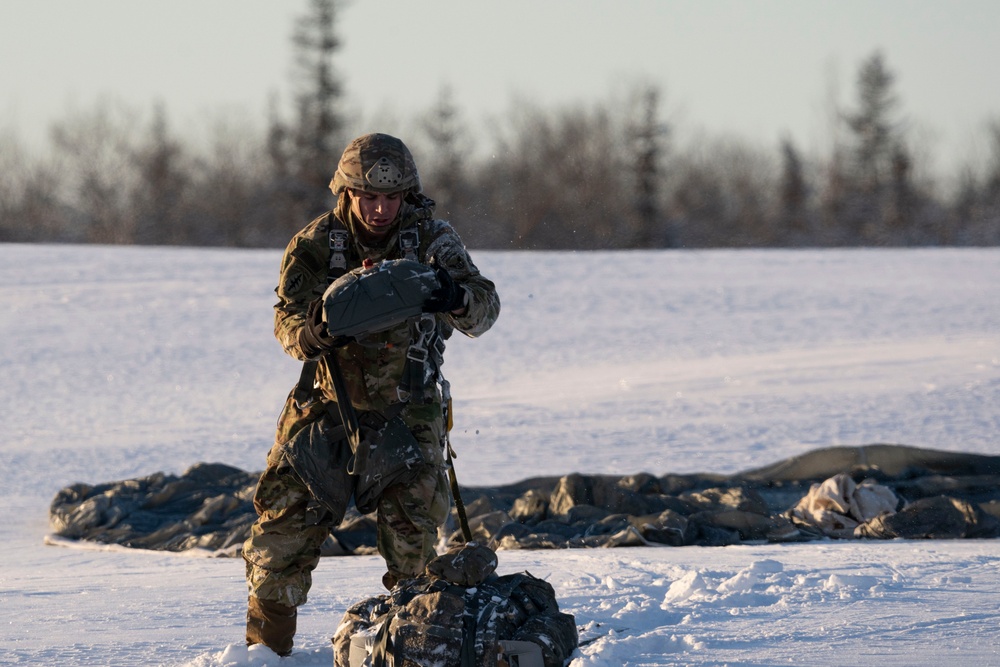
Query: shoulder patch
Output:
[[424, 221, 477, 278], [288, 243, 325, 276], [282, 270, 305, 296], [441, 251, 469, 274]]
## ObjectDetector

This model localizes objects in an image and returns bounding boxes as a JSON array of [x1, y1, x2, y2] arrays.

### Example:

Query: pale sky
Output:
[[2, 0, 998, 175]]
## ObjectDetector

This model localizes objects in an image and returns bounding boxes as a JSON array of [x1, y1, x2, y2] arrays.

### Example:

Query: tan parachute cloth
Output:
[[789, 473, 899, 538]]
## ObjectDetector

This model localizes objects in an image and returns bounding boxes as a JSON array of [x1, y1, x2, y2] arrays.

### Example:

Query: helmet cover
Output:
[[330, 133, 421, 195]]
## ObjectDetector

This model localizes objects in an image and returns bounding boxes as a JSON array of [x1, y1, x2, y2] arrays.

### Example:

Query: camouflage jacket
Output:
[[274, 195, 500, 414]]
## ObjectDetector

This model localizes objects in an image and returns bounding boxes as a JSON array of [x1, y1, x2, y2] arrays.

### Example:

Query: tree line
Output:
[[2, 1, 998, 249]]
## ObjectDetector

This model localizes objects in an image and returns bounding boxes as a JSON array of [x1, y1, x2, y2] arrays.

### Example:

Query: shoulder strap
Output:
[[328, 215, 350, 281], [398, 225, 420, 261], [294, 215, 348, 410]]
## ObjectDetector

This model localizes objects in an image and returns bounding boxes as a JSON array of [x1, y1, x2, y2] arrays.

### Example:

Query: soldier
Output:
[[242, 133, 500, 656]]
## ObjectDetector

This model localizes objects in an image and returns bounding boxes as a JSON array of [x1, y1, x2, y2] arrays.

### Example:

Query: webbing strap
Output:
[[399, 227, 419, 261], [328, 353, 363, 456], [292, 359, 319, 409], [329, 227, 349, 282], [459, 587, 480, 667], [397, 313, 439, 404], [369, 615, 395, 667]]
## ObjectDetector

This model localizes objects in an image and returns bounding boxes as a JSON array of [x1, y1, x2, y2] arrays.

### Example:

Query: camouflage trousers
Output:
[[243, 397, 450, 608]]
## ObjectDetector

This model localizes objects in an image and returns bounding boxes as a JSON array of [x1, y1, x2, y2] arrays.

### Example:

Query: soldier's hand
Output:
[[424, 266, 468, 314], [298, 298, 338, 358]]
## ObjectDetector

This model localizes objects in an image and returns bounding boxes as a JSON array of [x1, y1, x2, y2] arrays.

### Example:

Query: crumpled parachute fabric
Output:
[[48, 444, 1000, 556]]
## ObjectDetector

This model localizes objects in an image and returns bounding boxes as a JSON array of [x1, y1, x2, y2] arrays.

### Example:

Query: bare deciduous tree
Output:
[[50, 100, 143, 244], [0, 133, 63, 242]]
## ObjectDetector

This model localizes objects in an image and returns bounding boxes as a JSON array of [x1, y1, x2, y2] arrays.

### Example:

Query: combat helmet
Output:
[[330, 133, 421, 195]]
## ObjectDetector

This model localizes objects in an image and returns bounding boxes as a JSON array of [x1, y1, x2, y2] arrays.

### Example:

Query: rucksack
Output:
[[332, 543, 578, 667]]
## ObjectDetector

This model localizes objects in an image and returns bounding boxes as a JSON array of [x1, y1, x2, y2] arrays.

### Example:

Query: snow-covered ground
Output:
[[2, 243, 999, 666]]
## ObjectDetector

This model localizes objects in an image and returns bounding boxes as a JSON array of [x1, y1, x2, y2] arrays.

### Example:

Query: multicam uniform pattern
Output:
[[243, 194, 500, 607]]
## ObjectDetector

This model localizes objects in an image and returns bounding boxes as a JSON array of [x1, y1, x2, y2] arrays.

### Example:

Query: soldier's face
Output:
[[350, 190, 403, 242]]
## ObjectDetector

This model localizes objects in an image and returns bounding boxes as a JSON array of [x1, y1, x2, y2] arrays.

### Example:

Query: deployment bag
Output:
[[351, 411, 427, 515], [280, 403, 428, 519], [322, 259, 439, 338], [279, 412, 354, 524]]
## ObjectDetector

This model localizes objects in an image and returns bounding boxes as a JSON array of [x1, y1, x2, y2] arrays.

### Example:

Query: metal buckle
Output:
[[294, 396, 317, 410], [329, 229, 348, 274], [399, 228, 419, 260], [406, 345, 429, 363]]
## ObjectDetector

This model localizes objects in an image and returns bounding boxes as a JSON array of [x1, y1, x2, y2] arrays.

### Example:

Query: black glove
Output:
[[298, 298, 337, 358], [424, 266, 467, 313]]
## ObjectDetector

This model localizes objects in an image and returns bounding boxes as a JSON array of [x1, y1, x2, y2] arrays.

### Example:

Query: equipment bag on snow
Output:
[[332, 543, 578, 667]]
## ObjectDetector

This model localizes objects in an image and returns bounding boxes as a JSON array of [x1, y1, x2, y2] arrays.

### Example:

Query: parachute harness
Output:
[[322, 215, 472, 539]]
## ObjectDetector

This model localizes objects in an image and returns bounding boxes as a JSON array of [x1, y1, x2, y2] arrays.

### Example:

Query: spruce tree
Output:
[[291, 0, 344, 219]]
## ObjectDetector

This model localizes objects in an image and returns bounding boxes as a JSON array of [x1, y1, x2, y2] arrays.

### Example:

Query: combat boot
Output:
[[382, 566, 415, 591], [246, 595, 296, 657], [382, 570, 400, 590]]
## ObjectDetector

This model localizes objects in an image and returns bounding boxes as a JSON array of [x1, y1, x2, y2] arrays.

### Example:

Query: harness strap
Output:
[[459, 585, 480, 667], [369, 615, 395, 667], [329, 227, 349, 282], [328, 351, 363, 456], [397, 313, 441, 404], [293, 216, 350, 409], [399, 226, 419, 261], [292, 359, 320, 409]]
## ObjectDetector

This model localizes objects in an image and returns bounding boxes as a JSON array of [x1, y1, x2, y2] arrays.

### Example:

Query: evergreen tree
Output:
[[885, 140, 914, 234], [290, 0, 344, 219], [845, 52, 899, 193], [133, 103, 188, 245], [840, 51, 910, 243], [258, 92, 307, 245], [984, 119, 1000, 205], [778, 136, 809, 243], [418, 86, 498, 246], [966, 119, 1000, 244], [419, 86, 468, 219], [628, 85, 670, 247]]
